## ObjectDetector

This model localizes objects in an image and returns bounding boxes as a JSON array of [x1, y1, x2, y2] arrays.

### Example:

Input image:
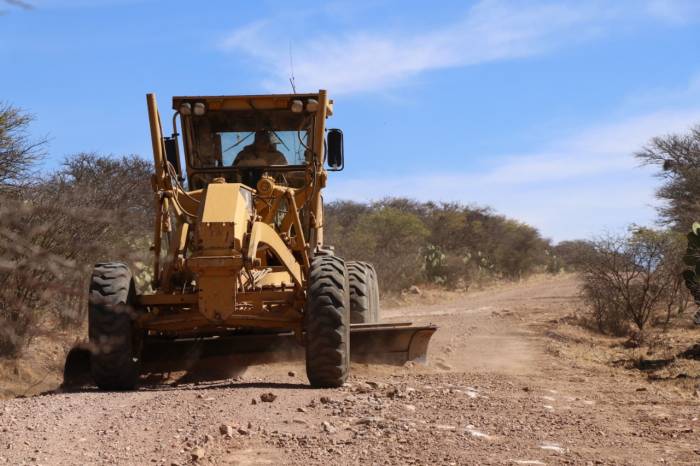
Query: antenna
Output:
[[289, 40, 297, 94]]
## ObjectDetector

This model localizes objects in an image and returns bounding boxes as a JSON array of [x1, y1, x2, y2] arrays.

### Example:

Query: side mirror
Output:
[[327, 128, 344, 171], [164, 135, 181, 176]]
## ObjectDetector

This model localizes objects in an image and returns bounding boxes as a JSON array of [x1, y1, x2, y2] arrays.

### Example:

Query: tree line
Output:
[[325, 199, 571, 292]]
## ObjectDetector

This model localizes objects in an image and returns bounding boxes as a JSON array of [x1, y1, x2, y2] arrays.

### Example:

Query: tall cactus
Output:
[[682, 222, 700, 307]]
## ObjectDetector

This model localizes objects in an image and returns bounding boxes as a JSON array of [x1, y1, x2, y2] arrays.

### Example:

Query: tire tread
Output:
[[88, 262, 140, 390], [305, 255, 350, 387]]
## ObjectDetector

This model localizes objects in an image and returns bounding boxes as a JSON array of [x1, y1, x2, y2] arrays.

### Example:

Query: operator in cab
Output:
[[232, 130, 287, 188]]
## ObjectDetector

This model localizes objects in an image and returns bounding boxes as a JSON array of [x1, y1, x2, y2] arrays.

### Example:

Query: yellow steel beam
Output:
[[246, 221, 302, 287]]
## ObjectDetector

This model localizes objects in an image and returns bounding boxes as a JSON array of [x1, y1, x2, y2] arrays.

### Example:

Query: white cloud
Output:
[[324, 106, 700, 241], [220, 0, 700, 95], [221, 1, 597, 94], [645, 0, 700, 24]]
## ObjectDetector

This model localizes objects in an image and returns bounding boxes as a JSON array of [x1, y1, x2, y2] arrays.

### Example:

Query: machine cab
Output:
[[165, 92, 340, 191]]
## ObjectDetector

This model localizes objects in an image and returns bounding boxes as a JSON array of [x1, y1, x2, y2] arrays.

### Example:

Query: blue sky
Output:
[[2, 0, 700, 241]]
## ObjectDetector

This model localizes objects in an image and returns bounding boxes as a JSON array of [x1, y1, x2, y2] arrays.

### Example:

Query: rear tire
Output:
[[305, 255, 350, 388], [348, 261, 381, 323], [366, 263, 381, 322], [88, 262, 141, 390]]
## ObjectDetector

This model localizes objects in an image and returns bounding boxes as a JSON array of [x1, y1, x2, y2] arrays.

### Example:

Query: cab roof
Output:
[[172, 92, 333, 115]]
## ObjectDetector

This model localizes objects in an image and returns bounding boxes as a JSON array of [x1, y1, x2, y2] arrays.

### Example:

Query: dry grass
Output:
[[544, 307, 700, 396]]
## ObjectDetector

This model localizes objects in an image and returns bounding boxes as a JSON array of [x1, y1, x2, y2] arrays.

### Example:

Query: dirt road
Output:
[[1, 275, 699, 465]]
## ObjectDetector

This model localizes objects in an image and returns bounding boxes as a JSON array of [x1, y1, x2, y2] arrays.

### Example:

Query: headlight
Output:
[[193, 102, 207, 116], [179, 103, 192, 115], [306, 99, 319, 112], [290, 99, 303, 113]]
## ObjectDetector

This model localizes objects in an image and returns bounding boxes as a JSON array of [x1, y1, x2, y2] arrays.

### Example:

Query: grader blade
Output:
[[62, 323, 437, 386], [349, 323, 437, 364], [137, 323, 437, 373]]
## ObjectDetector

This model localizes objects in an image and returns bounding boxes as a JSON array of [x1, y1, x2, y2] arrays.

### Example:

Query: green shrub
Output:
[[328, 205, 430, 291], [325, 198, 553, 292]]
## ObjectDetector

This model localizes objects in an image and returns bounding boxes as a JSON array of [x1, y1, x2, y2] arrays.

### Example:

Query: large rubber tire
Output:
[[88, 262, 141, 391], [305, 255, 350, 388], [348, 261, 381, 323]]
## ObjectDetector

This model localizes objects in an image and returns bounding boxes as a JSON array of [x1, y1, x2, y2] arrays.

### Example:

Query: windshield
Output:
[[220, 131, 310, 166], [186, 110, 314, 170]]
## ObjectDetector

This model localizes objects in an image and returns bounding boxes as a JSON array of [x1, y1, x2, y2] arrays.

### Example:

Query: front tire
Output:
[[88, 262, 141, 390], [305, 255, 350, 388]]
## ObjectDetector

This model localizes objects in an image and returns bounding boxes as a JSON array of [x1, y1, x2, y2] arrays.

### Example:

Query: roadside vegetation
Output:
[[0, 103, 152, 357], [576, 125, 700, 346], [578, 229, 688, 340]]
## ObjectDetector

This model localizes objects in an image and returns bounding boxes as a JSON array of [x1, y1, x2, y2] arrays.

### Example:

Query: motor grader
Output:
[[66, 90, 436, 390]]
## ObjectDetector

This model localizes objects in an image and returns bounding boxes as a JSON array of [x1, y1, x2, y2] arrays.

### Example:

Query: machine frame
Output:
[[138, 91, 335, 340]]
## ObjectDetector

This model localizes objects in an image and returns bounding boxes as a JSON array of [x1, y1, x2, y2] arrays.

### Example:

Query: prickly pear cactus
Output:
[[423, 244, 446, 284], [682, 222, 700, 310]]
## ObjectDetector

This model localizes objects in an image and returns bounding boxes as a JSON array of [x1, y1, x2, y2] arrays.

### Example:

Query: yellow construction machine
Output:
[[65, 90, 436, 389]]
